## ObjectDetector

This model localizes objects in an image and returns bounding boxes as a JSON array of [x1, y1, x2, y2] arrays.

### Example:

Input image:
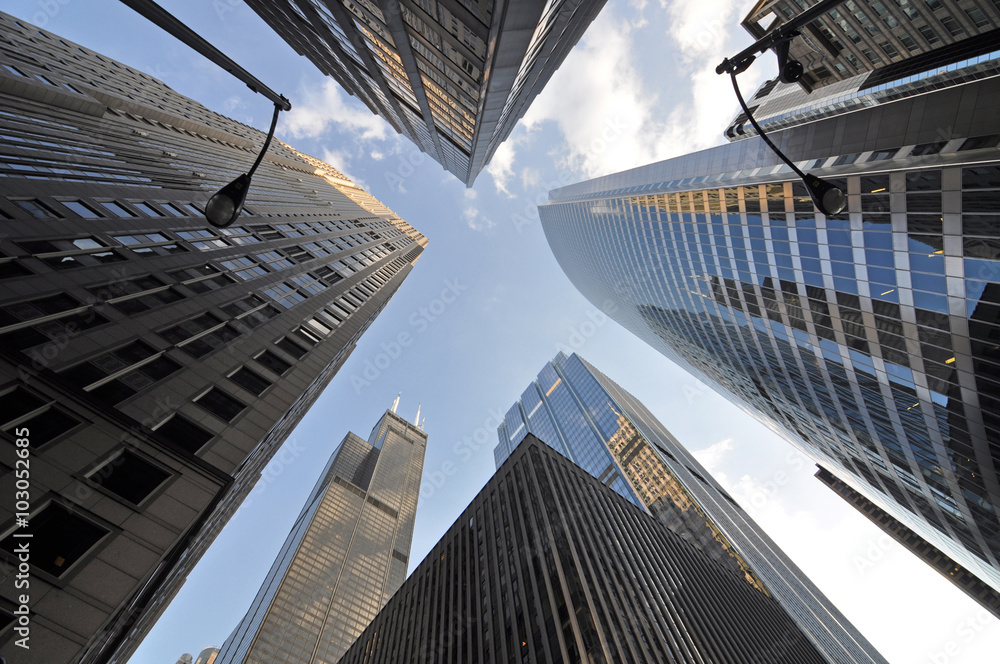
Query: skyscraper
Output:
[[496, 352, 886, 664], [538, 52, 1000, 603], [243, 0, 608, 185], [739, 0, 1000, 91], [0, 12, 424, 664], [216, 403, 427, 664], [339, 437, 830, 664]]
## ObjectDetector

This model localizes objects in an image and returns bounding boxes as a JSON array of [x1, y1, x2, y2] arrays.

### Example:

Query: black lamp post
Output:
[[716, 0, 848, 215], [118, 0, 291, 227]]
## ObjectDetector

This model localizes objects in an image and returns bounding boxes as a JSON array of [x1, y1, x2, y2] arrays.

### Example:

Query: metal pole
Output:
[[717, 0, 849, 75], [118, 0, 290, 111]]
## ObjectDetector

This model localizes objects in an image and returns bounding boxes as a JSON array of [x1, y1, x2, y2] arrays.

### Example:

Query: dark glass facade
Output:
[[496, 352, 886, 663], [539, 70, 1000, 600], [243, 0, 608, 185], [339, 437, 830, 664], [0, 12, 424, 664], [217, 409, 427, 664]]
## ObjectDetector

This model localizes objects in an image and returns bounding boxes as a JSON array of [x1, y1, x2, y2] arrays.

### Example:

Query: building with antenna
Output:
[[215, 401, 427, 664]]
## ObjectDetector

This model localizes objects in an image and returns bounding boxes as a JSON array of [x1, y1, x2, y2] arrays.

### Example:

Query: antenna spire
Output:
[[414, 403, 421, 425], [391, 392, 400, 413]]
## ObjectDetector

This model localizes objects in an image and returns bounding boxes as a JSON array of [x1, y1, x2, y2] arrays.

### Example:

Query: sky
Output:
[[5, 1, 999, 662]]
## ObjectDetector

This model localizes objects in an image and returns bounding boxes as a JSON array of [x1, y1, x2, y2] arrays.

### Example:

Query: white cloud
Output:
[[321, 149, 369, 191], [691, 437, 735, 473], [486, 139, 518, 197], [518, 2, 763, 181], [281, 80, 389, 141], [464, 188, 478, 200], [463, 205, 494, 231]]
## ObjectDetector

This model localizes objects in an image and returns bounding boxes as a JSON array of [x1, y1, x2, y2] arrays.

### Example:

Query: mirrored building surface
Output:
[[216, 407, 427, 664], [539, 57, 1000, 606], [495, 352, 887, 663], [0, 12, 424, 664], [243, 0, 608, 185]]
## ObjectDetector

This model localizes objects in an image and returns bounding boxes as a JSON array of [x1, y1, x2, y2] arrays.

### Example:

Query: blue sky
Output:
[[6, 1, 999, 662]]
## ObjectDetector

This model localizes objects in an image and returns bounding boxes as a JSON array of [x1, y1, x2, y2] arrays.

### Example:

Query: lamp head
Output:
[[803, 173, 847, 216], [206, 173, 251, 228]]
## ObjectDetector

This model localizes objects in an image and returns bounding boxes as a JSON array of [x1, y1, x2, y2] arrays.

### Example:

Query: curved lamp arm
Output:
[[205, 102, 284, 228]]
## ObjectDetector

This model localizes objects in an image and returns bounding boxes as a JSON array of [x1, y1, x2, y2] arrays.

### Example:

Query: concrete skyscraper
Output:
[[495, 352, 886, 664], [339, 438, 830, 664], [243, 0, 608, 185], [216, 404, 427, 664], [538, 46, 1000, 610], [739, 0, 1000, 91], [0, 12, 424, 664]]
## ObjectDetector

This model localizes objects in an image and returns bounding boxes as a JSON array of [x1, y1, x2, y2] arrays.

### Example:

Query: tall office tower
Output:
[[0, 12, 425, 664], [815, 467, 1000, 618], [243, 0, 608, 185], [495, 352, 886, 664], [739, 0, 1000, 91], [538, 50, 1000, 610], [175, 655, 194, 664], [193, 646, 220, 664], [339, 437, 829, 664], [216, 405, 427, 664]]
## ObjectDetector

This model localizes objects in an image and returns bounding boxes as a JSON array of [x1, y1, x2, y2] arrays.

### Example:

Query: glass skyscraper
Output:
[[538, 53, 1000, 607], [216, 405, 427, 664], [0, 12, 424, 664], [339, 437, 830, 664], [243, 0, 608, 185], [496, 352, 886, 664]]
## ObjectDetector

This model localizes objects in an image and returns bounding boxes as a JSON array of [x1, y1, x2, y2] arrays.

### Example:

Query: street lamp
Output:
[[716, 0, 848, 215], [118, 0, 291, 227]]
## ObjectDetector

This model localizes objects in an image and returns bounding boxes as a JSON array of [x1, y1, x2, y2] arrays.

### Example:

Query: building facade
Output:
[[339, 437, 829, 664], [538, 60, 1000, 599], [216, 405, 427, 664], [495, 352, 886, 663], [243, 0, 608, 185], [739, 0, 1000, 92], [0, 12, 425, 664], [815, 466, 1000, 618]]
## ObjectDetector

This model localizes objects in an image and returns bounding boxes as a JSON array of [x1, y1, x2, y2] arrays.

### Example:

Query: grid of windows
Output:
[[541, 158, 1000, 594]]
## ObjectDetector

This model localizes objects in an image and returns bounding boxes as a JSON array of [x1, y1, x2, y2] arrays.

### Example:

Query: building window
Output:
[[11, 199, 59, 218], [88, 274, 185, 314], [0, 386, 82, 448], [221, 256, 267, 280], [219, 226, 261, 245], [938, 15, 963, 37], [159, 314, 239, 358], [275, 335, 309, 359], [132, 202, 164, 217], [229, 366, 272, 396], [88, 450, 171, 505], [60, 340, 181, 405], [60, 200, 102, 218], [178, 229, 230, 251], [255, 349, 292, 375], [168, 264, 234, 293], [17, 236, 125, 270], [195, 388, 247, 423], [98, 201, 137, 217], [0, 502, 109, 578], [0, 292, 108, 351], [155, 414, 213, 453], [0, 257, 30, 280]]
